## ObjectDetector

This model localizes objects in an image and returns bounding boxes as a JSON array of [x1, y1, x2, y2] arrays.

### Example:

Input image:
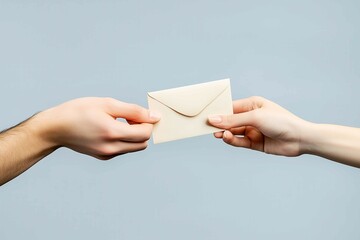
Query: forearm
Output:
[[301, 123, 360, 167], [0, 112, 57, 185]]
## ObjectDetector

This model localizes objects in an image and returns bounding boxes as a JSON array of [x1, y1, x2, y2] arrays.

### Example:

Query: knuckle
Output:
[[122, 142, 148, 154], [103, 97, 116, 106], [250, 96, 267, 108], [223, 115, 235, 128], [132, 104, 148, 119], [135, 124, 152, 141], [103, 97, 124, 109], [142, 134, 151, 142], [250, 109, 262, 125], [100, 127, 115, 140], [98, 145, 115, 156], [251, 96, 264, 102], [130, 103, 141, 112], [144, 126, 153, 140]]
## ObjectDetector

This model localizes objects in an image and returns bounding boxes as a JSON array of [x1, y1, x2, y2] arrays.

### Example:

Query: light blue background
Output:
[[1, 1, 360, 239]]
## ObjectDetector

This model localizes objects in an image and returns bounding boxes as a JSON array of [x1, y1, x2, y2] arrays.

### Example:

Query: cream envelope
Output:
[[147, 79, 233, 144]]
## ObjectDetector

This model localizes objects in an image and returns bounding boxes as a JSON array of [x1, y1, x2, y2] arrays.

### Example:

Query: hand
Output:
[[37, 97, 160, 160], [0, 97, 160, 185], [208, 96, 309, 156]]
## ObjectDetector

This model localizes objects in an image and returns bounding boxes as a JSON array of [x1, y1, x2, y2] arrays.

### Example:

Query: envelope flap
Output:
[[148, 79, 230, 117]]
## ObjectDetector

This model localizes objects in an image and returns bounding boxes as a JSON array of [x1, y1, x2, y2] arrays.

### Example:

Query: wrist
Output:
[[298, 121, 320, 156], [29, 108, 62, 150]]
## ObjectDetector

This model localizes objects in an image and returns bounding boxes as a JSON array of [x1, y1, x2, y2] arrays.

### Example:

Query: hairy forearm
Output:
[[0, 112, 57, 185], [302, 123, 360, 167]]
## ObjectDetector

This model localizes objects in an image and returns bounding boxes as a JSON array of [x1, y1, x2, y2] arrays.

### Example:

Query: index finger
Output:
[[233, 96, 266, 114], [106, 98, 160, 124], [110, 121, 154, 142]]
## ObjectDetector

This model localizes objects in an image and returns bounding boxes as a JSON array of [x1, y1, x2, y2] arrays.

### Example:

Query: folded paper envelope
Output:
[[147, 79, 233, 144]]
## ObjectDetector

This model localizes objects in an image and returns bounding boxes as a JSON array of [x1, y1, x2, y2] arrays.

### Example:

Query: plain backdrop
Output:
[[1, 1, 360, 239]]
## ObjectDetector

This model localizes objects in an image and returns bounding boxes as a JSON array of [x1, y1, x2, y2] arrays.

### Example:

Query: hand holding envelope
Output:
[[147, 79, 233, 143]]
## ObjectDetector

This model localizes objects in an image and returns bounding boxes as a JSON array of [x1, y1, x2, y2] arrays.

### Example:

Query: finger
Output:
[[233, 96, 266, 114], [113, 141, 149, 154], [228, 126, 246, 136], [215, 127, 254, 138], [222, 130, 252, 148], [105, 98, 161, 123], [208, 110, 260, 130], [96, 141, 149, 160], [126, 120, 137, 125], [109, 122, 153, 142], [213, 131, 224, 138]]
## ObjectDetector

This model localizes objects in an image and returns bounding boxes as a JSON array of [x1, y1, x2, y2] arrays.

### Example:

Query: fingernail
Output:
[[223, 130, 230, 139], [208, 115, 222, 123], [149, 111, 161, 120]]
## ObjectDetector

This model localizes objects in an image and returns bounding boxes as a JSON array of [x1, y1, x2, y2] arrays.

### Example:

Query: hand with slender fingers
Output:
[[208, 96, 309, 157], [41, 97, 161, 160], [0, 97, 161, 185]]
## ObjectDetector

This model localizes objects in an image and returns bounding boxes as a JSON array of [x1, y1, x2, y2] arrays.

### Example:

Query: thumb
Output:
[[208, 110, 260, 129]]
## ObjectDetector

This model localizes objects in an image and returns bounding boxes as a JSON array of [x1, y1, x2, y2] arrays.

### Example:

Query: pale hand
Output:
[[38, 97, 160, 160], [208, 96, 360, 168], [208, 96, 308, 156], [0, 97, 160, 185]]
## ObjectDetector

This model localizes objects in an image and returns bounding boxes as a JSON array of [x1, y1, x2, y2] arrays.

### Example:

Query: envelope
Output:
[[147, 79, 233, 144]]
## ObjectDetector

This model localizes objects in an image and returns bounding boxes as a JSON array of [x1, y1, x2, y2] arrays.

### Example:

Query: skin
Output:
[[2, 95, 358, 186], [208, 96, 360, 168], [0, 97, 160, 186]]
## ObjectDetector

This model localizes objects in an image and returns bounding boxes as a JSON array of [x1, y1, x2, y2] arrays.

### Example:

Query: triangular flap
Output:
[[148, 79, 230, 117]]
